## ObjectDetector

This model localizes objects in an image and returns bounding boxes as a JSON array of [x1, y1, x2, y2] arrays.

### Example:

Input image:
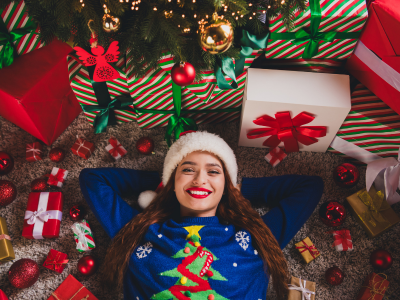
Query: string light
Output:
[[224, 8, 227, 11], [262, 10, 266, 13], [249, 3, 252, 6], [82, 3, 85, 6], [232, 12, 235, 15], [126, 0, 129, 2], [182, 14, 185, 18], [268, 5, 271, 8], [240, 14, 243, 18], [221, 15, 224, 19], [206, 15, 209, 18], [253, 12, 256, 15], [178, 24, 180, 27], [193, 0, 196, 2], [249, 16, 252, 19], [135, 6, 138, 10], [235, 16, 238, 20], [281, 0, 285, 3], [194, 14, 197, 18], [153, 6, 157, 10]]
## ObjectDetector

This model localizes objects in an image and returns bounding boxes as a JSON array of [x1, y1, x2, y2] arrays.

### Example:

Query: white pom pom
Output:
[[138, 190, 157, 209]]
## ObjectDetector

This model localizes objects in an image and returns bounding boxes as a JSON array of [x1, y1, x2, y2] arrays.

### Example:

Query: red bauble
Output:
[[31, 178, 49, 192], [136, 137, 155, 155], [0, 289, 8, 300], [49, 147, 66, 163], [8, 259, 40, 289], [370, 249, 393, 270], [69, 204, 87, 221], [319, 201, 346, 227], [333, 163, 360, 188], [325, 266, 344, 286], [0, 180, 17, 207], [171, 62, 196, 86], [0, 152, 14, 176], [78, 255, 97, 276]]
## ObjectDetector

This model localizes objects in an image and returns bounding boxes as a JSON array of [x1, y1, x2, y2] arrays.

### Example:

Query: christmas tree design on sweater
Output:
[[151, 225, 229, 300]]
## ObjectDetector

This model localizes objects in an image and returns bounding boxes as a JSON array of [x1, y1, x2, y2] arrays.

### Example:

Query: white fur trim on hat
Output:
[[162, 131, 237, 186], [138, 190, 157, 209]]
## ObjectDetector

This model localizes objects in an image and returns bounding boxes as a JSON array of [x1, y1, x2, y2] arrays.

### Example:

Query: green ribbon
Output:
[[269, 0, 360, 59], [215, 29, 269, 90]]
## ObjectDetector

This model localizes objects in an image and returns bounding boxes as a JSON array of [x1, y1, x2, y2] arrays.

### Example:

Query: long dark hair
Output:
[[102, 161, 290, 298]]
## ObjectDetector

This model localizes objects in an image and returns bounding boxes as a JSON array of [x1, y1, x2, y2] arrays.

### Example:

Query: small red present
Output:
[[47, 167, 68, 188], [71, 136, 95, 160], [26, 142, 43, 162], [330, 229, 353, 252], [105, 137, 127, 160], [264, 147, 287, 167], [43, 249, 68, 274], [47, 274, 98, 300], [22, 192, 63, 239], [356, 273, 389, 300]]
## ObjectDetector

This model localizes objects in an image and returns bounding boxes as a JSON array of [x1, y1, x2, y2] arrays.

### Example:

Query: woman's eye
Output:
[[183, 168, 194, 172], [209, 170, 220, 174]]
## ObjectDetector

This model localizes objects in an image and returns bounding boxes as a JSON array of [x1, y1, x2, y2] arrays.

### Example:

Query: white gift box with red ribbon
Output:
[[105, 137, 127, 160], [47, 167, 68, 188], [265, 147, 287, 167]]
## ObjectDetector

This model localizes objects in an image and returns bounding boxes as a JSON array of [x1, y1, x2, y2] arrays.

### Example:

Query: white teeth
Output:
[[188, 190, 209, 195]]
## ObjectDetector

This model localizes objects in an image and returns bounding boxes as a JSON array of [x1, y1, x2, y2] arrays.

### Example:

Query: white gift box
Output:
[[238, 69, 351, 152]]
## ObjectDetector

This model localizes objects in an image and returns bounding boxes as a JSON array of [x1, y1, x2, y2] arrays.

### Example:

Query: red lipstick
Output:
[[186, 187, 212, 199]]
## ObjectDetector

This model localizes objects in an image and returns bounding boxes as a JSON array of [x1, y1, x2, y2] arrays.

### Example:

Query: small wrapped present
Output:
[[346, 186, 400, 238], [47, 274, 98, 300], [295, 237, 320, 263], [26, 142, 43, 162], [330, 229, 353, 252], [288, 276, 316, 300], [47, 167, 68, 188], [71, 219, 95, 252], [71, 136, 95, 160], [356, 273, 389, 300], [0, 216, 15, 263], [43, 249, 68, 274], [105, 137, 127, 160], [22, 192, 63, 239], [265, 147, 287, 167]]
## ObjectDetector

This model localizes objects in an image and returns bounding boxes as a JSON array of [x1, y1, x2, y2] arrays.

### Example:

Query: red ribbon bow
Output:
[[331, 229, 352, 251], [44, 252, 69, 272], [296, 240, 320, 259], [48, 169, 67, 186], [109, 138, 125, 157], [247, 111, 327, 152]]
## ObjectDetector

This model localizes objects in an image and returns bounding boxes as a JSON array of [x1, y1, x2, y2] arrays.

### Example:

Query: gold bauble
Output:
[[102, 13, 120, 33], [199, 13, 233, 54]]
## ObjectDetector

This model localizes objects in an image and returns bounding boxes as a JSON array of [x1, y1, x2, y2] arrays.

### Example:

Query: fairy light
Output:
[[249, 3, 252, 6], [206, 14, 209, 18], [193, 0, 196, 2], [268, 5, 271, 8], [240, 14, 243, 18], [232, 12, 235, 15], [131, 6, 134, 9], [178, 24, 180, 27], [182, 14, 185, 18], [221, 15, 224, 19], [262, 10, 266, 13], [82, 3, 85, 6], [253, 12, 256, 15], [235, 16, 238, 20], [237, 11, 239, 13], [153, 7, 157, 10], [135, 6, 139, 10], [126, 0, 129, 2], [194, 14, 197, 18], [281, 0, 285, 3], [249, 16, 252, 19]]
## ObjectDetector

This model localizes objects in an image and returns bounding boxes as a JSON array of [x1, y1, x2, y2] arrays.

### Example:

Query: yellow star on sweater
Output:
[[183, 225, 205, 240]]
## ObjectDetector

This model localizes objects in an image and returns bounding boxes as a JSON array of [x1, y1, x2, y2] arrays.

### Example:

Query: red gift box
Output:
[[0, 39, 81, 146], [26, 142, 43, 162], [22, 192, 63, 239], [346, 0, 400, 115], [43, 249, 68, 274], [105, 137, 127, 160], [47, 167, 68, 188], [71, 136, 95, 160], [47, 274, 98, 300], [356, 273, 389, 300]]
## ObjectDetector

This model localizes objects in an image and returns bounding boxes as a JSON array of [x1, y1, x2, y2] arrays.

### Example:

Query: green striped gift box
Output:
[[328, 84, 400, 161], [71, 219, 95, 253], [266, 0, 368, 60], [0, 1, 43, 55]]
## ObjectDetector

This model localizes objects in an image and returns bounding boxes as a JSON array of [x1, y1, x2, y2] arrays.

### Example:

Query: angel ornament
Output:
[[74, 41, 120, 82]]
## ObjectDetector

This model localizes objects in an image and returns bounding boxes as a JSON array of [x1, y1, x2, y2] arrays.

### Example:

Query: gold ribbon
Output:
[[357, 190, 390, 227], [51, 286, 89, 300], [361, 273, 388, 300]]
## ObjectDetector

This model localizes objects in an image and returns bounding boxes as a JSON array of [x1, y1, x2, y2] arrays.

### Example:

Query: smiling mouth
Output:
[[186, 189, 212, 199]]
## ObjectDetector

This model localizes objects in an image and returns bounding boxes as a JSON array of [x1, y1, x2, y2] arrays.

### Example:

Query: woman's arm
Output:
[[79, 168, 160, 239], [241, 175, 324, 249]]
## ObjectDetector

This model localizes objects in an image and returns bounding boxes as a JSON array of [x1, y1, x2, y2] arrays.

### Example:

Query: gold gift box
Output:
[[0, 216, 15, 262], [346, 186, 400, 238], [295, 237, 320, 264], [288, 276, 316, 300]]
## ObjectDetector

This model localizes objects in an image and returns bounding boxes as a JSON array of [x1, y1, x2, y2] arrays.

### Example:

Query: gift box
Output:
[[43, 249, 68, 274], [264, 147, 287, 167], [265, 0, 368, 60], [47, 274, 98, 300], [238, 68, 351, 152], [346, 0, 400, 115], [47, 167, 68, 188], [330, 229, 353, 252], [22, 192, 63, 239], [346, 185, 400, 238], [105, 137, 127, 160], [71, 219, 95, 252], [295, 237, 320, 263], [356, 273, 389, 300], [26, 142, 43, 162], [288, 276, 316, 300], [71, 136, 95, 160], [0, 216, 15, 263]]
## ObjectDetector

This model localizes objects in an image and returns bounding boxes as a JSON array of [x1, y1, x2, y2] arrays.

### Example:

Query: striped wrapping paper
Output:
[[265, 0, 368, 60], [0, 1, 43, 55], [71, 219, 95, 253], [328, 84, 400, 161]]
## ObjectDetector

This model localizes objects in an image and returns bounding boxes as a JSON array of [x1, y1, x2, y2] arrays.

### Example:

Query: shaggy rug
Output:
[[0, 112, 399, 300]]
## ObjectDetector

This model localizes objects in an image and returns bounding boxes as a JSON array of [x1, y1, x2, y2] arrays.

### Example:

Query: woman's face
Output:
[[175, 151, 225, 217]]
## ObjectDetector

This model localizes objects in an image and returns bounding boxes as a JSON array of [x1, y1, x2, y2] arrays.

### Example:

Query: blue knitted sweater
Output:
[[79, 168, 323, 300]]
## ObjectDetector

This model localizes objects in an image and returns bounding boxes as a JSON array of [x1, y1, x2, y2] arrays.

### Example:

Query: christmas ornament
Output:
[[69, 204, 87, 221], [319, 201, 346, 227], [49, 147, 65, 163], [102, 10, 120, 33], [31, 178, 49, 192], [0, 152, 14, 176], [171, 62, 196, 86], [325, 266, 344, 286], [136, 137, 155, 155], [199, 12, 233, 54], [77, 255, 97, 276], [333, 163, 360, 188], [0, 180, 17, 207], [8, 259, 40, 289], [0, 289, 8, 300], [370, 249, 393, 270]]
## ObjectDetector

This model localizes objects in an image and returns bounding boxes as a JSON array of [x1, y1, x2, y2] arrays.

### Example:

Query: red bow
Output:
[[331, 229, 352, 251], [44, 252, 69, 272], [109, 138, 125, 157], [48, 169, 66, 185], [296, 240, 320, 258], [247, 111, 327, 152]]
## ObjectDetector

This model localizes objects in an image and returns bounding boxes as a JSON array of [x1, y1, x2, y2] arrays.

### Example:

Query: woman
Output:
[[79, 131, 323, 300]]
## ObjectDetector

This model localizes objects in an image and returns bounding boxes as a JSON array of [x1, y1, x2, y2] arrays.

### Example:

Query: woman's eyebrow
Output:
[[181, 161, 222, 168], [206, 163, 222, 168]]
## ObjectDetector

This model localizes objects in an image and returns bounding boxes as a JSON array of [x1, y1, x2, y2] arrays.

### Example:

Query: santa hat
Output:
[[138, 131, 238, 209]]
